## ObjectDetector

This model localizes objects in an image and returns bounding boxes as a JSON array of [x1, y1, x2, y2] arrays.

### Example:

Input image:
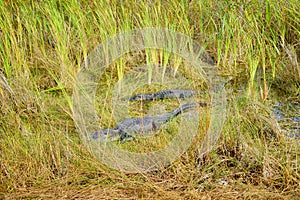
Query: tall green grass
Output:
[[0, 0, 299, 198]]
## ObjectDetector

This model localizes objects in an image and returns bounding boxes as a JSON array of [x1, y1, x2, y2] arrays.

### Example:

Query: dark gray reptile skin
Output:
[[121, 90, 206, 101], [92, 102, 207, 141]]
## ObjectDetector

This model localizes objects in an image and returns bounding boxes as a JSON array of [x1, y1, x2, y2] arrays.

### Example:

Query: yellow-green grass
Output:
[[0, 0, 299, 199]]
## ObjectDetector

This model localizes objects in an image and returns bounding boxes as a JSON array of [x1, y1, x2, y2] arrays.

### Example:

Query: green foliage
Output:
[[0, 0, 299, 198]]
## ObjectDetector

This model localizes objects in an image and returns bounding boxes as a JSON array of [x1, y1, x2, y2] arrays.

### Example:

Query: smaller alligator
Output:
[[121, 89, 206, 101], [92, 102, 207, 142]]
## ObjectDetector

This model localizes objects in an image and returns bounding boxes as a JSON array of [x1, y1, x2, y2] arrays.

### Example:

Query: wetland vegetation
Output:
[[0, 0, 299, 199]]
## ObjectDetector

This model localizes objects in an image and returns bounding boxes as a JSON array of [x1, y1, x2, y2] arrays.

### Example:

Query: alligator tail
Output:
[[169, 102, 207, 119]]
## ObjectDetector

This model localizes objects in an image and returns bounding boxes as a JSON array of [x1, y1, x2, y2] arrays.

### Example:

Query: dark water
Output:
[[272, 102, 300, 140]]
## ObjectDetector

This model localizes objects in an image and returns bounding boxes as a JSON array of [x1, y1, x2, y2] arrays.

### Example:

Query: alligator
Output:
[[92, 102, 207, 142], [121, 89, 206, 101]]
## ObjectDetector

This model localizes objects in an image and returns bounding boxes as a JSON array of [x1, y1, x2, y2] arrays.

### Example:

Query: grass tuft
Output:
[[0, 0, 299, 199]]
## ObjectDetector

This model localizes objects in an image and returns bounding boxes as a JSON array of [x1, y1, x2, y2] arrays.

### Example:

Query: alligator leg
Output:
[[92, 102, 206, 142], [119, 130, 135, 142]]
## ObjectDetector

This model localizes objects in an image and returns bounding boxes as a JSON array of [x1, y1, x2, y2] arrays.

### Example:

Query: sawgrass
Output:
[[0, 0, 299, 199]]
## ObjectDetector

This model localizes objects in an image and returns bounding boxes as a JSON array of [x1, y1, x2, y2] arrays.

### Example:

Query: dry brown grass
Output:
[[1, 0, 299, 199]]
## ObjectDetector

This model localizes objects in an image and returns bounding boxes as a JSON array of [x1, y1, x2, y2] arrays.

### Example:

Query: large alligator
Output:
[[92, 102, 207, 142], [121, 89, 206, 101]]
